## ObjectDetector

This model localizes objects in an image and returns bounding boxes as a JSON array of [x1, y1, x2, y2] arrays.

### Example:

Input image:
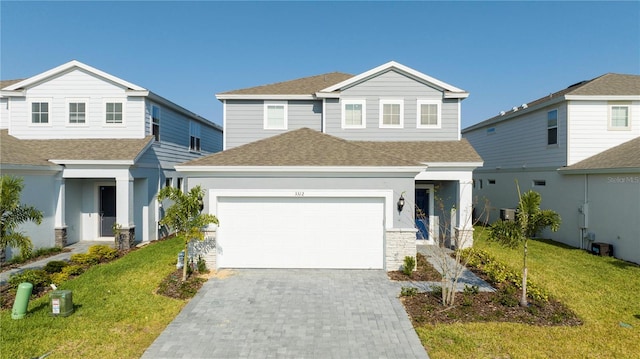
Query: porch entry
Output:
[[100, 185, 116, 237], [415, 185, 434, 241]]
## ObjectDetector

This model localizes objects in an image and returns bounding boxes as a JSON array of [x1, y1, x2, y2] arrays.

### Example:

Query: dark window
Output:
[[152, 106, 160, 141], [547, 110, 558, 145]]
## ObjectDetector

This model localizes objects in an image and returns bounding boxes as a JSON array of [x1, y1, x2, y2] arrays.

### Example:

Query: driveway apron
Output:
[[142, 269, 429, 359]]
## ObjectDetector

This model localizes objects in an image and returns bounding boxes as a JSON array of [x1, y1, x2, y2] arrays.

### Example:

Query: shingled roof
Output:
[[219, 72, 353, 96], [0, 79, 25, 89], [464, 73, 640, 132], [560, 136, 640, 173], [181, 128, 481, 168], [0, 130, 155, 166]]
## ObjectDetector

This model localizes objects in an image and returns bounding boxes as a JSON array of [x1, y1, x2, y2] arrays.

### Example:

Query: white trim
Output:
[[208, 189, 395, 230], [50, 159, 135, 165], [216, 94, 315, 100], [28, 98, 52, 127], [321, 98, 326, 133], [103, 98, 126, 127], [457, 100, 462, 140], [263, 101, 288, 130], [176, 165, 426, 174], [314, 92, 341, 99], [319, 61, 467, 94], [222, 100, 227, 150], [65, 98, 89, 126], [421, 161, 484, 168], [416, 99, 441, 129], [5, 60, 145, 92], [379, 99, 404, 128], [565, 95, 640, 101], [607, 102, 632, 131], [415, 183, 436, 245], [341, 99, 366, 129]]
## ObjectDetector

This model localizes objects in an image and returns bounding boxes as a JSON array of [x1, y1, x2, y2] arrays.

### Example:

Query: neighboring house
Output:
[[178, 61, 482, 271], [462, 73, 640, 264], [0, 60, 222, 259]]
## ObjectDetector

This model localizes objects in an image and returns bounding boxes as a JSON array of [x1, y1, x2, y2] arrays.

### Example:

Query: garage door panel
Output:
[[216, 196, 384, 269]]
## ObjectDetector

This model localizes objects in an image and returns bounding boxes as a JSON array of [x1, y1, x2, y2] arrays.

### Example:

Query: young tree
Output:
[[157, 185, 219, 281], [0, 176, 43, 263], [489, 183, 561, 306]]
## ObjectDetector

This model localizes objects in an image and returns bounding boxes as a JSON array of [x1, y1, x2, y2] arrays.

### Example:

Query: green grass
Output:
[[416, 227, 640, 358], [1, 237, 186, 359]]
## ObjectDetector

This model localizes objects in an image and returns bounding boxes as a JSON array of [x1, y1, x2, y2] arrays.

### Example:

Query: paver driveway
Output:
[[142, 269, 429, 359]]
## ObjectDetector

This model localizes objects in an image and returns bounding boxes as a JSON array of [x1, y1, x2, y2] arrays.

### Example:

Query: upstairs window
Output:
[[379, 99, 403, 128], [264, 101, 287, 130], [106, 102, 123, 124], [609, 103, 630, 130], [152, 105, 161, 141], [31, 102, 49, 124], [547, 109, 558, 145], [342, 100, 366, 128], [68, 102, 86, 124], [417, 100, 440, 128], [189, 121, 201, 152]]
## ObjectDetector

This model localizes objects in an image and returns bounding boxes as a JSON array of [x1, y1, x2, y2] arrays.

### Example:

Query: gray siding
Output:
[[325, 70, 460, 141], [188, 176, 415, 229], [225, 100, 322, 149], [464, 103, 568, 169]]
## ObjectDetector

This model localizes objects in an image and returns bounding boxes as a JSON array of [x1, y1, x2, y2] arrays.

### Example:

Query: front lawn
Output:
[[415, 227, 640, 358], [0, 236, 186, 359]]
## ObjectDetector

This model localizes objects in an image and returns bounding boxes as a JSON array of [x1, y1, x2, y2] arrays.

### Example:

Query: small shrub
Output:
[[462, 285, 480, 307], [70, 253, 99, 266], [400, 286, 418, 297], [50, 272, 70, 284], [495, 284, 519, 307], [196, 255, 207, 273], [62, 264, 84, 276], [88, 245, 119, 261], [402, 256, 416, 276], [5, 247, 63, 265], [44, 260, 68, 274], [8, 269, 51, 291], [431, 285, 443, 298]]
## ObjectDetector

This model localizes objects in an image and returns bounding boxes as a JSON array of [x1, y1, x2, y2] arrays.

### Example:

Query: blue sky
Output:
[[2, 1, 639, 128]]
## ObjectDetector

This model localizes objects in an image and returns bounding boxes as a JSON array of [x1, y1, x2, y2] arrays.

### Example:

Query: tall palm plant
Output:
[[0, 176, 43, 263]]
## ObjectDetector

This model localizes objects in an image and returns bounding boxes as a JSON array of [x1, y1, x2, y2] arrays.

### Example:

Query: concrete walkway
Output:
[[142, 269, 430, 359], [0, 241, 113, 285]]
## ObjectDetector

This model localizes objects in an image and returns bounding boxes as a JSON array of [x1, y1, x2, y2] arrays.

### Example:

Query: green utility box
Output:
[[50, 290, 74, 317]]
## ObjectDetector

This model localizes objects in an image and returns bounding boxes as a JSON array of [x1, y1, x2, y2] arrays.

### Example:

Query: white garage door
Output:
[[216, 196, 384, 269]]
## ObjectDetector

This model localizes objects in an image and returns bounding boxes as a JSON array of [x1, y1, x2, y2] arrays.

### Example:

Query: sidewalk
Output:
[[0, 240, 113, 285]]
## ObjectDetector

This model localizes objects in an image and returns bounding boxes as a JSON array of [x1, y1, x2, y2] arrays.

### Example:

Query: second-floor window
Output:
[[190, 121, 201, 152], [68, 102, 86, 124], [417, 100, 440, 128], [106, 102, 123, 124], [152, 105, 160, 141], [264, 101, 287, 129], [547, 109, 558, 145], [342, 100, 366, 128], [609, 103, 630, 130], [379, 100, 403, 128], [31, 102, 49, 124]]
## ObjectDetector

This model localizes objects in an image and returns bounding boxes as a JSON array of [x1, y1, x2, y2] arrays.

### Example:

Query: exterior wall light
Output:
[[397, 193, 405, 212]]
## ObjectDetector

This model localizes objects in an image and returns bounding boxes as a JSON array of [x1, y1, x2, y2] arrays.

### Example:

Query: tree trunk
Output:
[[182, 243, 188, 282], [520, 239, 528, 307]]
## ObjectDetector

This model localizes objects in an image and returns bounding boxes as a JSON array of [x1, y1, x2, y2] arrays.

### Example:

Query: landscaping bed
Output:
[[387, 252, 442, 281]]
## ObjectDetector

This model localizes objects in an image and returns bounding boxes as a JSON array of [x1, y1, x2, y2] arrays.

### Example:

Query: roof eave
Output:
[[49, 160, 135, 166], [216, 94, 316, 101], [558, 167, 640, 175], [176, 165, 426, 173], [0, 163, 62, 171], [423, 161, 484, 168], [564, 95, 640, 101]]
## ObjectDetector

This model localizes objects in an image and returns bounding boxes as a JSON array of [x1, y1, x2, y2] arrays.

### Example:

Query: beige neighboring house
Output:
[[0, 60, 222, 259], [179, 61, 483, 271], [463, 73, 640, 264]]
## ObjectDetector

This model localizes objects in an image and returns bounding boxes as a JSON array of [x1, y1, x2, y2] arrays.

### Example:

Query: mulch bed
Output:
[[387, 252, 442, 282], [156, 269, 207, 300], [0, 248, 72, 273]]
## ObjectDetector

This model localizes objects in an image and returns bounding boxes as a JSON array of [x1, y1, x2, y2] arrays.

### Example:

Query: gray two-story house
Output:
[[0, 60, 223, 258], [178, 61, 482, 271]]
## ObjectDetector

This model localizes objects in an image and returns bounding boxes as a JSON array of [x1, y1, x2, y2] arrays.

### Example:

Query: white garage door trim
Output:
[[208, 189, 393, 269]]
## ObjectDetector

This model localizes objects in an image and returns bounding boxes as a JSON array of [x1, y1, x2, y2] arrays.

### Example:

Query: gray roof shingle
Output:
[[0, 79, 25, 89], [561, 136, 640, 172], [0, 130, 154, 166], [219, 72, 353, 96], [181, 128, 482, 167]]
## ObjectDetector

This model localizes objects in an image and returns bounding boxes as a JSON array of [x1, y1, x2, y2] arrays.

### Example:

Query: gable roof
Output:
[[179, 128, 481, 170], [0, 130, 155, 167], [463, 73, 640, 133], [216, 61, 469, 100], [0, 79, 25, 89], [559, 136, 640, 174]]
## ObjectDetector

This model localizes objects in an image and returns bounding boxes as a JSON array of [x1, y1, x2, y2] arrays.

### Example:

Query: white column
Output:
[[116, 174, 134, 228], [54, 173, 66, 228], [456, 178, 475, 248]]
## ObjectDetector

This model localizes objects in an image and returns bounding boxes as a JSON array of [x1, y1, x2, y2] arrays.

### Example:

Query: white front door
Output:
[[216, 196, 385, 269]]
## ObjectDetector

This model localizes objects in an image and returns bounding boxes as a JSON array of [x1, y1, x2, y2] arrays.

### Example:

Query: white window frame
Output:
[[416, 99, 441, 129], [152, 105, 161, 141], [66, 98, 88, 126], [608, 102, 631, 130], [189, 121, 202, 152], [379, 99, 404, 128], [263, 101, 288, 130], [29, 98, 52, 126], [341, 99, 366, 129], [104, 99, 125, 126], [547, 109, 558, 146]]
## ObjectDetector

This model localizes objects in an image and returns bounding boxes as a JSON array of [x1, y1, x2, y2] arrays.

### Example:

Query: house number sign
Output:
[[294, 191, 304, 197]]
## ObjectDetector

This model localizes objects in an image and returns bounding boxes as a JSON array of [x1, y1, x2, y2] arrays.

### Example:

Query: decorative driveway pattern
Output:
[[142, 269, 429, 359]]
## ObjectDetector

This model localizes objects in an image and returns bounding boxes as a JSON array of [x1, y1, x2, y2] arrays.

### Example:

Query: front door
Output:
[[100, 186, 116, 237], [415, 187, 431, 240]]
